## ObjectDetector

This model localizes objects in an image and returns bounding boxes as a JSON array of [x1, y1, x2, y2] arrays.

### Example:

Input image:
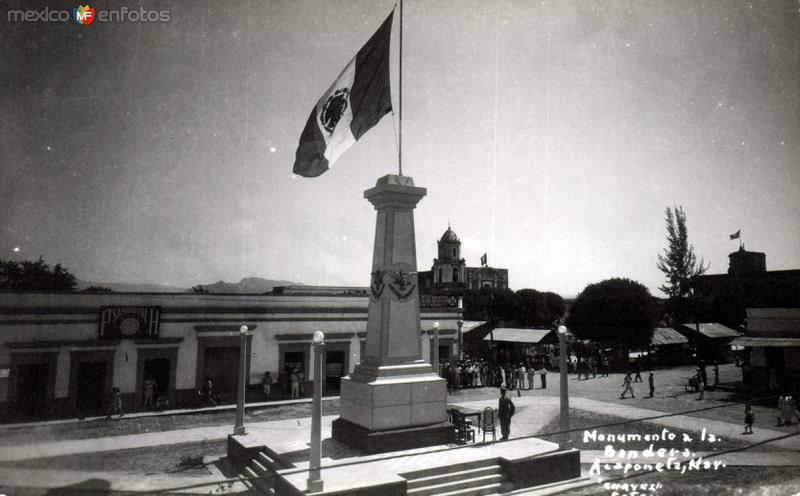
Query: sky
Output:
[[1, 0, 799, 298]]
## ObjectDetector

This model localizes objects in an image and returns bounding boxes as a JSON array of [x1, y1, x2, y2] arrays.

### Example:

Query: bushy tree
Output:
[[565, 278, 656, 351], [0, 257, 77, 291], [516, 289, 565, 327], [462, 288, 517, 323]]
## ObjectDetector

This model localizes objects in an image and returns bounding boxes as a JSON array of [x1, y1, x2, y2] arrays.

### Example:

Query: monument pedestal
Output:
[[332, 175, 449, 453]]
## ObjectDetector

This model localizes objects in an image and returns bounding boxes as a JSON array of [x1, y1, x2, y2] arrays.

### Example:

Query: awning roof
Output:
[[684, 323, 742, 339], [732, 337, 800, 348], [461, 321, 487, 334], [483, 328, 554, 344], [652, 327, 689, 346]]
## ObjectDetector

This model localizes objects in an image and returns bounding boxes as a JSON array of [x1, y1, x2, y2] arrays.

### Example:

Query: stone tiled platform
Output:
[[229, 418, 580, 495]]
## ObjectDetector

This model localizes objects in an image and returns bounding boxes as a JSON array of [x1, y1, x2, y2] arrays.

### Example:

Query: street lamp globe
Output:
[[433, 322, 439, 330], [240, 325, 248, 334], [313, 330, 325, 344], [558, 325, 567, 335]]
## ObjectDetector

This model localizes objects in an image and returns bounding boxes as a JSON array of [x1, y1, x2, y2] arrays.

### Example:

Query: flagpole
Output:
[[398, 0, 403, 176]]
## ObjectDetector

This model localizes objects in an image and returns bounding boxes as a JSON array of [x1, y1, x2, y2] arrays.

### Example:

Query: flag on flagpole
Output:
[[293, 12, 394, 177], [480, 253, 487, 266], [729, 230, 741, 240]]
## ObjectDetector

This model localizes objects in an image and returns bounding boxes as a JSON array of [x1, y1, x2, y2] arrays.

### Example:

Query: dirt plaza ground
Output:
[[0, 363, 798, 495]]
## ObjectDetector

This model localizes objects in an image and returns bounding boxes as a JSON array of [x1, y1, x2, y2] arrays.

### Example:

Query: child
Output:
[[744, 403, 755, 434]]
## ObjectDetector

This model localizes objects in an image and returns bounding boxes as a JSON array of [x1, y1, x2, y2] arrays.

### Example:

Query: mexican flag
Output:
[[293, 12, 394, 177]]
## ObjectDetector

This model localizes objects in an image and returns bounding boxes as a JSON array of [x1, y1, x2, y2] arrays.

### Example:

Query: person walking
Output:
[[647, 372, 655, 398], [620, 373, 635, 399], [744, 403, 755, 434], [498, 387, 516, 440], [106, 387, 124, 418], [633, 361, 643, 383], [713, 362, 720, 387]]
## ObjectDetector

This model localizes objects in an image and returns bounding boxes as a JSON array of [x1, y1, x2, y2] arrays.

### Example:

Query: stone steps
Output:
[[404, 458, 508, 496]]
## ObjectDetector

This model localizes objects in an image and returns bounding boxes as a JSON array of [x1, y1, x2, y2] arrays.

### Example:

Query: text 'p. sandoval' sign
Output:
[[99, 306, 160, 339]]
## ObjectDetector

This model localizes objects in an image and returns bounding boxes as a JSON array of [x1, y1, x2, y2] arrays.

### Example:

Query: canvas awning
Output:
[[732, 337, 800, 348], [483, 328, 554, 344]]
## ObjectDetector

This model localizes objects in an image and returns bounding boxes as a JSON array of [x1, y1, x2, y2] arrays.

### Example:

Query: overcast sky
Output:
[[1, 0, 798, 297]]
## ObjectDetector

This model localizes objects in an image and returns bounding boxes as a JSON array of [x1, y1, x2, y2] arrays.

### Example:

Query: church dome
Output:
[[440, 227, 459, 243]]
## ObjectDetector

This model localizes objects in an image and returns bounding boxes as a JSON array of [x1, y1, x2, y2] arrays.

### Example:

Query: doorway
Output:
[[15, 363, 49, 418], [203, 347, 240, 403], [76, 361, 107, 416], [143, 357, 170, 404], [325, 350, 345, 395]]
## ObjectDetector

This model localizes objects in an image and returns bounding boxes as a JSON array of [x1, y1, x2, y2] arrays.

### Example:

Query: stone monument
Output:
[[332, 174, 451, 453]]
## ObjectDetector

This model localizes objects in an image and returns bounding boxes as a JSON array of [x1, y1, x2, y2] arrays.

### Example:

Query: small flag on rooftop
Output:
[[480, 253, 487, 266], [729, 230, 741, 240], [293, 12, 394, 178]]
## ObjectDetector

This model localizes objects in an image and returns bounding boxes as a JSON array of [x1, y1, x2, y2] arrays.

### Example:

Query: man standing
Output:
[[498, 387, 515, 440], [647, 372, 655, 398]]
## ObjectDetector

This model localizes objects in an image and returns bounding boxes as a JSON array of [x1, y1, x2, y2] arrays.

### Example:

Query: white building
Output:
[[0, 287, 461, 420]]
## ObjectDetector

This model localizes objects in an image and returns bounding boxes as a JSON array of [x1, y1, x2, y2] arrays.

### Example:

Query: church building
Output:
[[419, 226, 509, 293]]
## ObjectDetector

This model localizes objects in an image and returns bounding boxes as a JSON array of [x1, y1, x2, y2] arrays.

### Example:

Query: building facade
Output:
[[0, 287, 461, 421], [419, 227, 509, 292], [693, 247, 800, 326]]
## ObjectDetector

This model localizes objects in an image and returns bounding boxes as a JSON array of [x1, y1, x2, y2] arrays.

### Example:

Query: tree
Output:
[[81, 286, 114, 293], [0, 257, 77, 291], [565, 278, 657, 352], [190, 285, 210, 294], [657, 206, 708, 298], [516, 289, 566, 327], [656, 206, 709, 323]]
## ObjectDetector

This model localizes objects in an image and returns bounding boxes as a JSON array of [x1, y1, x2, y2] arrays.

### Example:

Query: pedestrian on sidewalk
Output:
[[620, 373, 635, 399], [647, 372, 655, 398], [744, 403, 755, 434], [262, 371, 273, 400], [713, 362, 720, 387], [633, 361, 643, 383], [697, 379, 705, 400], [290, 368, 300, 398], [498, 386, 515, 440], [540, 367, 547, 389], [106, 387, 124, 418]]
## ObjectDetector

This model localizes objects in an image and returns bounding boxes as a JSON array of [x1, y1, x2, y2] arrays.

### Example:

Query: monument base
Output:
[[338, 373, 447, 431], [332, 417, 454, 454]]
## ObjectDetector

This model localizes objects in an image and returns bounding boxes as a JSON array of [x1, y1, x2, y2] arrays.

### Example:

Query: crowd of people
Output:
[[441, 356, 551, 391]]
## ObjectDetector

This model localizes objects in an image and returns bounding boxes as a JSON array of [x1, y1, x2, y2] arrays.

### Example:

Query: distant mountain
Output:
[[194, 277, 302, 294], [76, 277, 302, 294], [76, 280, 188, 293]]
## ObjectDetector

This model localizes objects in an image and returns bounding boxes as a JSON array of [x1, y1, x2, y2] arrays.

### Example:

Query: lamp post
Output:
[[308, 331, 325, 492], [558, 325, 570, 445], [234, 325, 248, 436], [457, 297, 464, 361], [432, 322, 440, 376]]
